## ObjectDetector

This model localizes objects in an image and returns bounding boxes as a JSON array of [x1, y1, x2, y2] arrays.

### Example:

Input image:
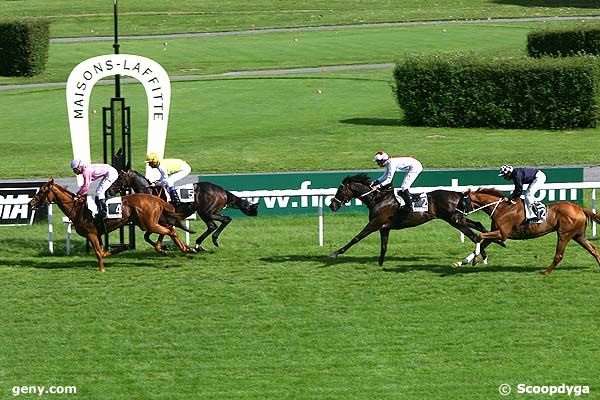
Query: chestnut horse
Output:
[[107, 169, 258, 251], [30, 179, 196, 272], [328, 174, 502, 266], [457, 188, 600, 275]]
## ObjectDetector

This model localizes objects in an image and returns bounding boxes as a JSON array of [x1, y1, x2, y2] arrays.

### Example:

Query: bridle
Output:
[[30, 183, 53, 210]]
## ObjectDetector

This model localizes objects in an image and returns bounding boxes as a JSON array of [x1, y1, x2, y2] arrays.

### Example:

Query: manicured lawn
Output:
[[1, 214, 598, 399]]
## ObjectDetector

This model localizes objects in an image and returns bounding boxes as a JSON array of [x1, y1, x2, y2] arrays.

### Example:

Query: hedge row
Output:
[[393, 54, 599, 129], [0, 19, 50, 77], [528, 26, 600, 57]]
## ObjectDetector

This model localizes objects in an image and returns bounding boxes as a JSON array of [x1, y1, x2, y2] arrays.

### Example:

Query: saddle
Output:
[[393, 189, 428, 212]]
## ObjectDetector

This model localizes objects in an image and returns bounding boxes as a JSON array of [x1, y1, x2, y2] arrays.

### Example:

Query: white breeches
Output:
[[95, 169, 119, 200], [400, 164, 423, 191], [164, 164, 192, 190], [524, 171, 546, 218]]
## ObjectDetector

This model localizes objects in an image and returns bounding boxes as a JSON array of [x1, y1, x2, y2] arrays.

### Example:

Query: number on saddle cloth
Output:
[[85, 197, 123, 219], [393, 189, 428, 212], [533, 201, 547, 221], [177, 184, 195, 203]]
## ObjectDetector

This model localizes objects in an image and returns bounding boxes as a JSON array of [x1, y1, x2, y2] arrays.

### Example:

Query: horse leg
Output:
[[449, 223, 490, 266], [543, 233, 572, 276], [378, 228, 391, 266], [573, 234, 600, 268], [144, 231, 167, 255], [210, 214, 232, 247], [195, 217, 218, 252], [88, 234, 106, 273], [330, 221, 381, 258], [454, 239, 493, 268], [149, 224, 195, 254]]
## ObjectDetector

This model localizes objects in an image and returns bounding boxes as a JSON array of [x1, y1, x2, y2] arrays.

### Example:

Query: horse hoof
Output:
[[212, 239, 220, 247], [482, 257, 489, 265], [452, 261, 462, 268], [187, 247, 197, 254], [195, 245, 206, 252], [330, 252, 339, 258]]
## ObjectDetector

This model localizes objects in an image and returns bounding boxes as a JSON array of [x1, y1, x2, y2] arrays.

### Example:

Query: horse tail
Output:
[[583, 208, 600, 225], [162, 208, 196, 233], [226, 191, 259, 216]]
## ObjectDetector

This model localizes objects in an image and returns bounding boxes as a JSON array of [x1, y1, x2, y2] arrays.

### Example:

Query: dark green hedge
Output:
[[528, 26, 600, 58], [393, 54, 600, 129], [0, 19, 50, 77]]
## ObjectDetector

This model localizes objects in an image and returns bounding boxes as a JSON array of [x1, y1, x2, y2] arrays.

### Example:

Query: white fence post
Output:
[[48, 205, 53, 254], [318, 196, 324, 246], [593, 188, 597, 238]]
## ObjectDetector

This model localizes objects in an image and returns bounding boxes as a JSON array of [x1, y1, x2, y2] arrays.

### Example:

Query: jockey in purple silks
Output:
[[71, 159, 118, 219], [370, 151, 423, 210]]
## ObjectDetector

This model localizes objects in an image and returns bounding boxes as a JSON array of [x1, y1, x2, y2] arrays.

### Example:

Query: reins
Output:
[[457, 198, 504, 217]]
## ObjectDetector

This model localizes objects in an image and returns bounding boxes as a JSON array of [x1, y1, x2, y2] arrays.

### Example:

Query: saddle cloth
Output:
[[529, 202, 547, 224], [86, 197, 123, 219], [165, 183, 195, 203], [393, 189, 428, 212]]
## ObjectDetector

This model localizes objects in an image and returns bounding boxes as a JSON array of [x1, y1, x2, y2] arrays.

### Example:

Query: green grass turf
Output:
[[0, 21, 535, 86], [0, 213, 598, 399], [2, 0, 600, 38], [1, 68, 599, 179]]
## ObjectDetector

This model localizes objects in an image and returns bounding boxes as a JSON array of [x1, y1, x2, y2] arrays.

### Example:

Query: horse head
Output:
[[30, 178, 56, 209], [329, 174, 374, 211], [108, 170, 152, 196]]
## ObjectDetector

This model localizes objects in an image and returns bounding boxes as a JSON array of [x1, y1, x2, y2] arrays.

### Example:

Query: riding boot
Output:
[[169, 188, 181, 206], [95, 197, 108, 234], [95, 197, 107, 219], [400, 189, 412, 211]]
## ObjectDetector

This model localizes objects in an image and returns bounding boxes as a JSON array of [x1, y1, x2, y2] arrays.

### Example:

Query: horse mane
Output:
[[474, 187, 505, 198], [130, 169, 151, 185], [344, 173, 372, 186]]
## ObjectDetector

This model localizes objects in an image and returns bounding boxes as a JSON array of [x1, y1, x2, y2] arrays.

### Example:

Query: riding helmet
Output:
[[498, 165, 514, 176], [373, 151, 390, 163]]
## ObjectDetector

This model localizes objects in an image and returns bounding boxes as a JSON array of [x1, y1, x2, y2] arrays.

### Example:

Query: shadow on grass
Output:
[[490, 0, 599, 7], [383, 264, 590, 276], [261, 254, 440, 267], [339, 117, 404, 127], [260, 254, 591, 276], [0, 250, 193, 271]]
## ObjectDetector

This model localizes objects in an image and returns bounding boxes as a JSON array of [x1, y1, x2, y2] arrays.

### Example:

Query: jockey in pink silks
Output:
[[71, 159, 118, 218]]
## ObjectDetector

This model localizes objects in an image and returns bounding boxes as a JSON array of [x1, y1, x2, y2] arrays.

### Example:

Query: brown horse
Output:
[[29, 178, 196, 272], [107, 169, 258, 251], [457, 188, 600, 275], [328, 174, 502, 266]]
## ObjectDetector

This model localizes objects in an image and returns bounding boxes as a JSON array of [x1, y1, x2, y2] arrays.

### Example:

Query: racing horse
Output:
[[30, 178, 197, 272], [328, 174, 502, 266], [456, 188, 600, 275], [108, 169, 258, 251]]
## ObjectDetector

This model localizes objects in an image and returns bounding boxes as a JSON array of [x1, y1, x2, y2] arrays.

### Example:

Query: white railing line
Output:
[[231, 182, 600, 198]]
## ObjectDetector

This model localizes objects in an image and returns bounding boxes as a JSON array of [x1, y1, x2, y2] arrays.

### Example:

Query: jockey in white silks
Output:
[[370, 151, 423, 210]]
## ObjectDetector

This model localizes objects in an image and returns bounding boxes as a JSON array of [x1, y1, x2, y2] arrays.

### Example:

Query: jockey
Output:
[[145, 152, 192, 206], [71, 159, 118, 219], [498, 165, 547, 223], [370, 151, 423, 210]]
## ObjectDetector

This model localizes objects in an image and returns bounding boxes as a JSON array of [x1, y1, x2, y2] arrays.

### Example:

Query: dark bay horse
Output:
[[108, 170, 258, 251], [30, 179, 196, 272], [328, 174, 500, 266], [457, 188, 600, 275]]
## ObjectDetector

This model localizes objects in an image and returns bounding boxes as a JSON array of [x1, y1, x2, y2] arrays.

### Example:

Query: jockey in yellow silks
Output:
[[145, 152, 191, 206]]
